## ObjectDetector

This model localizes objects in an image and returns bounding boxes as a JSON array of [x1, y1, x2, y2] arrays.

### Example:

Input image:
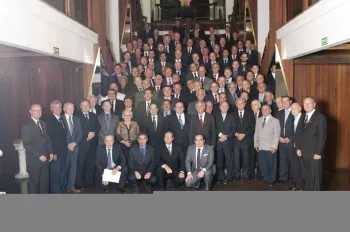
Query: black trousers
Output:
[[250, 148, 261, 179], [129, 171, 157, 188], [216, 145, 234, 181], [300, 157, 322, 191], [290, 148, 303, 188], [28, 164, 49, 194], [76, 142, 90, 189], [233, 143, 250, 179], [85, 139, 98, 187], [155, 167, 185, 188], [278, 143, 294, 181], [100, 166, 129, 190]]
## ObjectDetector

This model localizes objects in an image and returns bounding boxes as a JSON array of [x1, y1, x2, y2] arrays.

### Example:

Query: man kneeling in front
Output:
[[96, 134, 128, 193], [185, 134, 215, 191]]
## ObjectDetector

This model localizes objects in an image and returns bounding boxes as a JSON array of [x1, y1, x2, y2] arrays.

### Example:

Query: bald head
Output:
[[291, 102, 302, 116]]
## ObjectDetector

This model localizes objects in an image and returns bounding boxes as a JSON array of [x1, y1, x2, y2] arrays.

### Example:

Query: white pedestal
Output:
[[13, 141, 29, 179]]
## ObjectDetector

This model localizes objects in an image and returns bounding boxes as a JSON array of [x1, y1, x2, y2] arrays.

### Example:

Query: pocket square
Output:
[[203, 154, 208, 157]]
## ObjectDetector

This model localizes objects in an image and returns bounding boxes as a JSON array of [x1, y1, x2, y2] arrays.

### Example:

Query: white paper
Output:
[[102, 169, 121, 183]]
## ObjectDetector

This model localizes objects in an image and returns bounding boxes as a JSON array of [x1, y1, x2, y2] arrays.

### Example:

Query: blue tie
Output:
[[262, 118, 266, 128], [140, 148, 146, 161], [105, 114, 110, 131]]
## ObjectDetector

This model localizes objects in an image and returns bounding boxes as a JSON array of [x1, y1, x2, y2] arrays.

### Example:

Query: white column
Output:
[[106, 0, 121, 62], [225, 0, 234, 22], [13, 141, 29, 179], [141, 0, 152, 23], [257, 0, 270, 60]]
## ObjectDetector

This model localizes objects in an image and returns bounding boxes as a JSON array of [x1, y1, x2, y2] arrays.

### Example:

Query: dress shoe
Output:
[[291, 187, 302, 191], [269, 182, 275, 187], [133, 187, 140, 193], [145, 186, 153, 193], [67, 188, 81, 193]]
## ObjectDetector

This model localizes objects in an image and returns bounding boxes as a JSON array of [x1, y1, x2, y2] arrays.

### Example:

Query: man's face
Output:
[[187, 80, 194, 90], [303, 98, 316, 113], [144, 91, 153, 101], [174, 102, 184, 114], [228, 84, 237, 93], [89, 97, 97, 108], [173, 85, 182, 94], [232, 61, 239, 70], [224, 69, 232, 78], [240, 54, 248, 62], [205, 102, 213, 114], [150, 104, 158, 116], [196, 102, 205, 114], [51, 104, 62, 116], [124, 99, 133, 108], [109, 83, 118, 91], [30, 105, 42, 120], [114, 66, 122, 74], [251, 101, 260, 112], [220, 102, 229, 113], [80, 101, 90, 113], [196, 90, 205, 100], [262, 105, 271, 117], [210, 84, 219, 93], [212, 64, 219, 73], [137, 135, 148, 146], [276, 97, 283, 109], [104, 135, 115, 148], [198, 67, 206, 77], [231, 46, 238, 55], [257, 84, 266, 93], [108, 91, 116, 101], [236, 100, 246, 111], [291, 103, 302, 116], [282, 97, 292, 109], [64, 103, 74, 116], [194, 135, 205, 147], [162, 101, 171, 111], [265, 92, 274, 102], [163, 88, 172, 97], [102, 102, 111, 113]]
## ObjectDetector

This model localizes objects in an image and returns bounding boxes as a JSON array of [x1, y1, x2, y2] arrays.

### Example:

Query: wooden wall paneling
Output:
[[247, 0, 257, 44], [119, 0, 128, 43]]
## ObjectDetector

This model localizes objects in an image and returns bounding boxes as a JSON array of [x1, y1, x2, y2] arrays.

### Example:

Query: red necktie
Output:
[[214, 94, 218, 103], [156, 86, 160, 92], [199, 114, 204, 127]]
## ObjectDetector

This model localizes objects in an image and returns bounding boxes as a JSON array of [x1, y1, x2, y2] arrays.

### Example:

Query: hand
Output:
[[186, 174, 193, 182], [53, 155, 57, 161], [178, 172, 185, 178], [112, 168, 119, 175], [102, 181, 109, 186], [284, 138, 291, 143], [313, 154, 322, 160], [87, 132, 95, 141], [270, 148, 277, 154], [279, 138, 285, 143], [135, 171, 141, 180], [49, 154, 54, 162], [39, 155, 47, 162], [165, 166, 173, 174], [296, 150, 302, 157], [197, 170, 205, 179], [68, 142, 76, 151], [144, 172, 151, 180], [219, 135, 228, 142], [255, 146, 259, 151]]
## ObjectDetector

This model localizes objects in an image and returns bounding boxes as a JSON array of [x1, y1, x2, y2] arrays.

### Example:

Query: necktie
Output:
[[211, 42, 214, 47], [262, 117, 266, 128], [232, 93, 236, 102], [255, 112, 258, 121], [199, 114, 204, 126], [166, 46, 169, 53], [152, 116, 157, 131], [145, 52, 148, 57], [178, 115, 184, 129], [196, 148, 201, 170], [167, 146, 171, 155], [188, 48, 191, 54], [200, 77, 203, 83], [222, 114, 226, 121], [146, 102, 150, 115], [107, 149, 113, 169], [177, 71, 180, 75], [105, 114, 110, 131], [58, 117, 65, 130], [37, 121, 44, 137], [84, 113, 89, 120], [194, 72, 198, 79], [156, 86, 160, 92], [214, 94, 218, 103], [239, 111, 243, 123], [304, 114, 309, 124], [141, 148, 146, 161], [110, 100, 114, 113], [224, 59, 227, 64], [69, 116, 73, 136]]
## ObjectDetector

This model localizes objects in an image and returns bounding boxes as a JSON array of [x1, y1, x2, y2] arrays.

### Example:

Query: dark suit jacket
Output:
[[143, 29, 154, 42], [164, 113, 191, 149], [295, 110, 327, 158], [233, 109, 255, 145], [21, 118, 53, 168], [247, 50, 259, 66], [219, 58, 233, 71], [155, 61, 173, 74], [189, 113, 216, 146], [215, 112, 236, 148], [76, 111, 99, 141], [102, 99, 124, 116], [290, 114, 305, 146], [136, 100, 158, 128], [156, 144, 185, 172], [44, 115, 68, 159], [128, 145, 156, 173], [278, 110, 295, 144], [144, 114, 166, 148], [266, 73, 276, 94], [238, 63, 252, 76], [96, 144, 126, 178], [92, 105, 103, 115], [62, 115, 82, 152]]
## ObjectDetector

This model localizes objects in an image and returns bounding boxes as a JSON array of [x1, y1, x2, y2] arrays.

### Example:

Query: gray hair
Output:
[[122, 109, 133, 118], [50, 100, 62, 108]]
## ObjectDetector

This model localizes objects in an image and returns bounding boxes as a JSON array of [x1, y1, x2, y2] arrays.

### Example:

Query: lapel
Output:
[[304, 111, 317, 129], [203, 112, 209, 125], [297, 114, 305, 130]]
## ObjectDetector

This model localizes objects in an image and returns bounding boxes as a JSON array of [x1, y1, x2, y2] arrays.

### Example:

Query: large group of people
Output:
[[21, 21, 327, 194]]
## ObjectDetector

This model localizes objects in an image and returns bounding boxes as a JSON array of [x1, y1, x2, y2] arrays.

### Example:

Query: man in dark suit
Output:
[[102, 89, 124, 116], [215, 101, 236, 182], [238, 53, 252, 77], [156, 131, 186, 190], [155, 52, 173, 74], [136, 89, 158, 129], [245, 40, 259, 66], [263, 91, 279, 117], [172, 20, 185, 42], [144, 103, 166, 149], [266, 64, 276, 94], [289, 102, 305, 191], [185, 134, 215, 191], [96, 134, 128, 193], [45, 100, 68, 193], [61, 102, 82, 193], [233, 98, 255, 180], [164, 101, 191, 153], [189, 101, 216, 146], [296, 96, 327, 191], [142, 23, 153, 43], [277, 96, 295, 183], [21, 104, 54, 193], [128, 133, 157, 193], [75, 100, 100, 189]]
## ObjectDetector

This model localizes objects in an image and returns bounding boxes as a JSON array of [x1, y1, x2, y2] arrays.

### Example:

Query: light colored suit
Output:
[[185, 144, 216, 190], [195, 76, 213, 92], [254, 115, 280, 150], [98, 113, 120, 145]]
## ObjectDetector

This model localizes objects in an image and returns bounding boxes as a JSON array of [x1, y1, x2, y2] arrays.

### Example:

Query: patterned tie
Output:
[[178, 115, 184, 129], [214, 94, 218, 103], [152, 116, 157, 131], [105, 114, 110, 131], [141, 148, 146, 161], [84, 113, 89, 120], [69, 116, 73, 136], [304, 114, 308, 124], [239, 111, 243, 123], [107, 149, 113, 169], [37, 121, 44, 137], [262, 117, 266, 128], [199, 114, 204, 127]]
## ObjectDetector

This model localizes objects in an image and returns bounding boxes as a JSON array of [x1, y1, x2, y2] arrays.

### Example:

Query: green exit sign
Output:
[[53, 47, 60, 56], [322, 37, 328, 46]]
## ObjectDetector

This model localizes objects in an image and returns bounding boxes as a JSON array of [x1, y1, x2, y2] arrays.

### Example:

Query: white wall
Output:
[[257, 0, 269, 59], [0, 0, 98, 64], [106, 0, 121, 62], [225, 0, 234, 22], [277, 0, 350, 60], [142, 0, 152, 23]]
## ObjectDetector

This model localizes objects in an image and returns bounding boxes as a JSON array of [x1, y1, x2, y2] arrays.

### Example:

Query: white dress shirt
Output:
[[106, 147, 121, 170], [305, 109, 315, 123], [31, 117, 43, 131], [65, 114, 73, 132], [177, 113, 185, 124]]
